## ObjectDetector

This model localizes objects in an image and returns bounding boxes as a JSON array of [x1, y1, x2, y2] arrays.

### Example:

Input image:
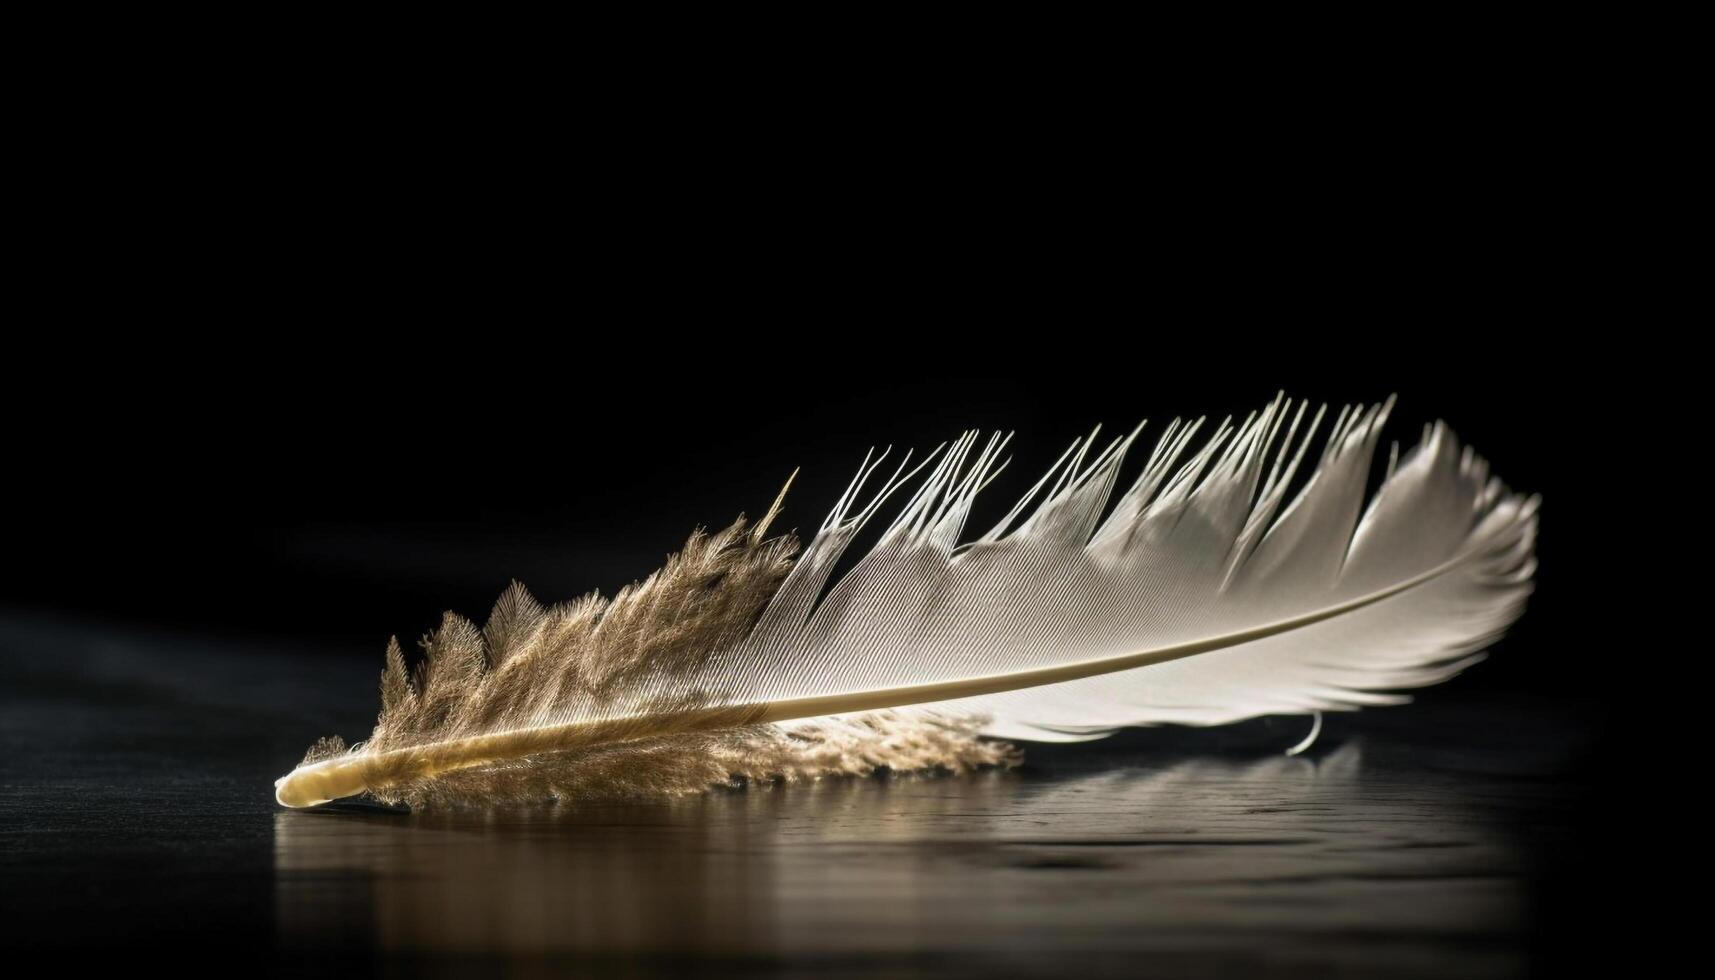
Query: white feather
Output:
[[275, 393, 1538, 807]]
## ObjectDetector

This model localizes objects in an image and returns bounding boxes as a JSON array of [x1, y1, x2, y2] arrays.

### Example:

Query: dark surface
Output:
[[0, 612, 1608, 977]]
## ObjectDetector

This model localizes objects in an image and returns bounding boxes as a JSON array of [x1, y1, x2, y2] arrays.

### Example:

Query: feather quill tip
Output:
[[276, 760, 368, 808]]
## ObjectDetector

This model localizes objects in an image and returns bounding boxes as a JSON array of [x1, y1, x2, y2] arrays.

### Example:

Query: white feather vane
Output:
[[275, 394, 1537, 808]]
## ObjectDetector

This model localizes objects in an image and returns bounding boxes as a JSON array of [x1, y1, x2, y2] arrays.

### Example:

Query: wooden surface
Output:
[[0, 614, 1602, 977]]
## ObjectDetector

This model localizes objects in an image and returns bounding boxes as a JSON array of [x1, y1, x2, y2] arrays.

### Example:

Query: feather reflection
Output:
[[274, 743, 1519, 967]]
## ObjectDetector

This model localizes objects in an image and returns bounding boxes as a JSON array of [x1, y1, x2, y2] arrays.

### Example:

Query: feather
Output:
[[275, 395, 1537, 808]]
